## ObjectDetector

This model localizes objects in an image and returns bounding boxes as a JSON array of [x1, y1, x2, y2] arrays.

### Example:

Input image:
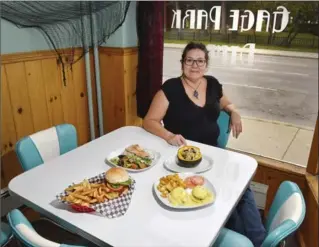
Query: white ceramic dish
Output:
[[153, 173, 217, 210], [105, 146, 161, 172], [163, 155, 213, 174]]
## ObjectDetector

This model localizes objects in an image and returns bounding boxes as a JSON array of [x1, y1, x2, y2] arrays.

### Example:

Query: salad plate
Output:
[[105, 144, 161, 172]]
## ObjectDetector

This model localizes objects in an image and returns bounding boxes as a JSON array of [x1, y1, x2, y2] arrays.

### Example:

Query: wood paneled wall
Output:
[[99, 47, 142, 133], [1, 47, 141, 188], [1, 49, 97, 152]]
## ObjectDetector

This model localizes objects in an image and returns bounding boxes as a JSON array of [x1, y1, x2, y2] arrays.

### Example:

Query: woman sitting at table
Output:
[[143, 41, 266, 246]]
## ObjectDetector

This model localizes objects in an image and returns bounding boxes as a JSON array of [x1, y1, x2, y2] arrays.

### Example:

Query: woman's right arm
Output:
[[143, 90, 174, 141], [143, 90, 186, 146]]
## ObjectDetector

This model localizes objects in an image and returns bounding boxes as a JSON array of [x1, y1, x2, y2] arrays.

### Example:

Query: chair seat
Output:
[[213, 228, 254, 247], [0, 222, 12, 246]]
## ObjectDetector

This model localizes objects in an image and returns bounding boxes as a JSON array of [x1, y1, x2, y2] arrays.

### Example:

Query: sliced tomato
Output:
[[184, 177, 195, 188], [190, 176, 205, 186], [184, 176, 204, 188], [131, 164, 138, 169], [185, 182, 195, 189], [106, 183, 125, 192]]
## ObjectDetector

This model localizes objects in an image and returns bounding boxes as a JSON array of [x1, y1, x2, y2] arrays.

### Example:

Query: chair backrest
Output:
[[262, 181, 306, 247], [7, 209, 84, 247], [15, 124, 77, 171], [217, 110, 231, 149]]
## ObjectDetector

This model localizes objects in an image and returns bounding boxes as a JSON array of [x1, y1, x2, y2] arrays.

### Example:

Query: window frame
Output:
[[306, 116, 318, 175]]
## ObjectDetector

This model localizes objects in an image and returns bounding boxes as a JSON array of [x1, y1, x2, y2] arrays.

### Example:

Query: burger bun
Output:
[[105, 167, 129, 184]]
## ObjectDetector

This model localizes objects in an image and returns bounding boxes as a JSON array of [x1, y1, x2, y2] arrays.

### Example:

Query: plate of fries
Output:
[[61, 179, 120, 208], [56, 172, 136, 218]]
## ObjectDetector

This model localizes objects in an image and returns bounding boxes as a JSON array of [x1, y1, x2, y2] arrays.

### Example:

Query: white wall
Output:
[[103, 1, 138, 48], [1, 19, 50, 53], [1, 1, 138, 54]]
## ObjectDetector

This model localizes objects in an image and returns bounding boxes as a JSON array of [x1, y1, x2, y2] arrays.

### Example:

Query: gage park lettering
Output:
[[171, 6, 290, 33]]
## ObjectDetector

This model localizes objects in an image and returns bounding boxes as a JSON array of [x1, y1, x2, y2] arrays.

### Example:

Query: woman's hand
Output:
[[167, 134, 187, 146], [230, 110, 242, 138]]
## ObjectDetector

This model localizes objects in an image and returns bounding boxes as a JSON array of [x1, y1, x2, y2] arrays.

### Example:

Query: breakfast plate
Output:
[[105, 144, 161, 172], [153, 173, 217, 209], [163, 155, 213, 173]]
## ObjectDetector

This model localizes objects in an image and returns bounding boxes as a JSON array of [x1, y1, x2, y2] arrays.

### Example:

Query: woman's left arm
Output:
[[220, 92, 242, 138]]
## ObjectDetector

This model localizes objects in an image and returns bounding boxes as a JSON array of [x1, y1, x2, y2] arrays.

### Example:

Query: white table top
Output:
[[9, 126, 257, 247]]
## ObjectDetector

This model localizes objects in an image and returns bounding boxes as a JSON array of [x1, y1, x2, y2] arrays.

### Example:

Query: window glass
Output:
[[163, 1, 318, 167]]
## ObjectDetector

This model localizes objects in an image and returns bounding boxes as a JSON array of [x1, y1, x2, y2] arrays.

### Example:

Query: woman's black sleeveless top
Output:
[[161, 75, 223, 147]]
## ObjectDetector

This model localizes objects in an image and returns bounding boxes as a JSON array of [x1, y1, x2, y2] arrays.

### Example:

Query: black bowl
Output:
[[176, 156, 202, 168]]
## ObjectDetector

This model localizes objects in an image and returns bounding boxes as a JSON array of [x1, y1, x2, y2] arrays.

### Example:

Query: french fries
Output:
[[62, 179, 118, 207], [157, 174, 186, 198]]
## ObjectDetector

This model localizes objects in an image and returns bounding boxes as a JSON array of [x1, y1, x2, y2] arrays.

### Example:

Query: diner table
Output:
[[9, 126, 258, 247]]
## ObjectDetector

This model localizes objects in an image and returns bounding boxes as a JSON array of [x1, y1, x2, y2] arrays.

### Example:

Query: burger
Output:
[[105, 167, 132, 194]]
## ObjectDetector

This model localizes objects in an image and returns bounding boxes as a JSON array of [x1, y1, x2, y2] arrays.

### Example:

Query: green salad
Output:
[[110, 153, 152, 170]]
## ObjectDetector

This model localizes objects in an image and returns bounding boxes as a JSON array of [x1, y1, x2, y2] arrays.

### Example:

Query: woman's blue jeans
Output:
[[225, 187, 267, 247]]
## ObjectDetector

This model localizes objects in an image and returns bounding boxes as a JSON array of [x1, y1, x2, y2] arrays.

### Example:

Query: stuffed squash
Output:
[[177, 146, 202, 167]]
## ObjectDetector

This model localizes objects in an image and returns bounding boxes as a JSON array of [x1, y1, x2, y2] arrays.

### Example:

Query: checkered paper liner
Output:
[[56, 172, 136, 218]]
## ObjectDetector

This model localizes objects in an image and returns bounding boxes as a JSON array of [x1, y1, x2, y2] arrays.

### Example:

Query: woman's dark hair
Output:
[[180, 41, 209, 66]]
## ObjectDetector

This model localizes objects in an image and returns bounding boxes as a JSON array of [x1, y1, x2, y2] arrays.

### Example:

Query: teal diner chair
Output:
[[7, 209, 92, 247], [213, 228, 254, 247], [214, 181, 306, 247], [0, 222, 13, 246], [261, 181, 305, 247], [217, 110, 231, 149], [14, 124, 82, 243], [15, 124, 77, 171]]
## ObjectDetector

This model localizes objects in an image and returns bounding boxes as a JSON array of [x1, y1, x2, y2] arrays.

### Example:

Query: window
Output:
[[163, 1, 318, 168]]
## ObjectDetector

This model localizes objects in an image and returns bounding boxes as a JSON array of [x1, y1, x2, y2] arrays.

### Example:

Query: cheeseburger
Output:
[[105, 167, 132, 194]]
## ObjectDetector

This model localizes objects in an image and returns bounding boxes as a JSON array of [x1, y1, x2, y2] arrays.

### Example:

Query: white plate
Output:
[[105, 146, 161, 172], [153, 173, 217, 209], [163, 154, 213, 174]]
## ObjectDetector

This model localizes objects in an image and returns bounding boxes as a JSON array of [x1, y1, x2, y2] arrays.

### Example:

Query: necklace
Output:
[[182, 77, 202, 99]]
